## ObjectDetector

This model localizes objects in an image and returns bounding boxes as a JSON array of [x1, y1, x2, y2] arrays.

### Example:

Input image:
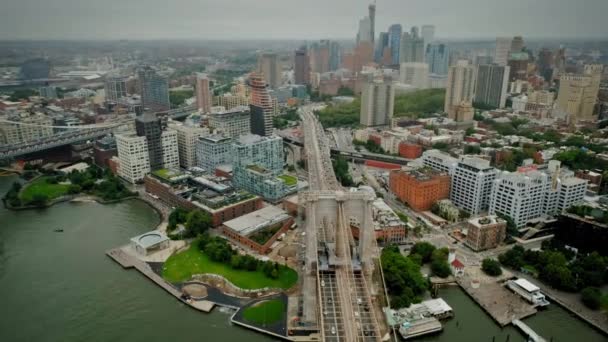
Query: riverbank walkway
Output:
[[512, 319, 546, 342]]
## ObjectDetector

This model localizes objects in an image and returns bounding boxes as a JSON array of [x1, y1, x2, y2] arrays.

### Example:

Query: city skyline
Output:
[[2, 0, 608, 41]]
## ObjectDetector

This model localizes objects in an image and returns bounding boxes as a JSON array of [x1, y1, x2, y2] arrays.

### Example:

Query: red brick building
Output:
[[389, 167, 451, 212], [398, 142, 423, 159]]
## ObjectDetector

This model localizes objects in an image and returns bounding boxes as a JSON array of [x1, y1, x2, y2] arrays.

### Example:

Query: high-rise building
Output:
[[375, 32, 389, 63], [444, 60, 476, 117], [20, 58, 50, 80], [138, 66, 170, 112], [116, 134, 150, 184], [248, 73, 274, 137], [208, 106, 251, 139], [232, 134, 295, 202], [257, 52, 281, 89], [489, 170, 549, 228], [360, 77, 395, 127], [399, 28, 425, 64], [195, 73, 212, 113], [556, 64, 603, 122], [421, 25, 436, 50], [507, 53, 529, 81], [511, 36, 524, 53], [215, 93, 250, 110], [453, 101, 474, 122], [475, 64, 510, 109], [494, 37, 512, 67], [104, 75, 128, 103], [196, 134, 233, 172], [168, 122, 208, 169], [537, 48, 555, 83], [450, 157, 497, 215], [116, 119, 178, 183], [425, 43, 450, 75], [368, 2, 376, 44], [399, 62, 429, 89], [357, 2, 376, 44], [389, 167, 451, 212], [39, 86, 58, 99], [388, 24, 403, 65], [310, 40, 330, 74], [329, 41, 341, 71], [294, 47, 310, 85], [421, 149, 458, 174]]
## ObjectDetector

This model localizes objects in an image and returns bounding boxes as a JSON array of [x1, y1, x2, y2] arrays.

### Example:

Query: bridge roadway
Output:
[[279, 133, 412, 166], [299, 105, 382, 342]]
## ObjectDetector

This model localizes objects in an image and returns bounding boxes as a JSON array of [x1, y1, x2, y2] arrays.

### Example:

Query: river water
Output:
[[0, 176, 605, 342]]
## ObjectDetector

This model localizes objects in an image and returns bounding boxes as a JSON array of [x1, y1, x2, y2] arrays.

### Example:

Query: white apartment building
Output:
[[116, 133, 151, 184], [360, 78, 395, 127], [400, 62, 429, 89], [420, 149, 458, 174], [543, 161, 587, 214], [444, 60, 476, 118], [450, 157, 497, 215], [489, 170, 549, 227], [208, 106, 251, 138], [160, 129, 180, 170], [196, 134, 233, 172], [168, 122, 208, 169]]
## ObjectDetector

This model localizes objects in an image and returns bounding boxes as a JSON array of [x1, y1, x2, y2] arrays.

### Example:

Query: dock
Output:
[[512, 319, 546, 342], [458, 276, 537, 326]]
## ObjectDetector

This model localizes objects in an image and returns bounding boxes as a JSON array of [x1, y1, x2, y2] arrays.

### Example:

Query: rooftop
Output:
[[514, 278, 540, 293], [130, 231, 169, 249], [223, 205, 290, 236]]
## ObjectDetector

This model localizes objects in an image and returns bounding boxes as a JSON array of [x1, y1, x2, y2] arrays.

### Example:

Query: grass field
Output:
[[20, 177, 70, 203], [162, 244, 298, 290], [243, 299, 285, 325], [278, 174, 297, 186]]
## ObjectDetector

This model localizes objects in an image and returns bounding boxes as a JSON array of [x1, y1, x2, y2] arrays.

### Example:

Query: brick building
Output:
[[465, 215, 506, 251], [389, 167, 451, 211], [398, 142, 423, 159]]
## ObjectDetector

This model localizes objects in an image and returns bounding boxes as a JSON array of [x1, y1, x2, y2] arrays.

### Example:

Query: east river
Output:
[[0, 176, 605, 342]]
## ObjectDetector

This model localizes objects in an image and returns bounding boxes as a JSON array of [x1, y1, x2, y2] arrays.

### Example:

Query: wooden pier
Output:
[[458, 276, 537, 326]]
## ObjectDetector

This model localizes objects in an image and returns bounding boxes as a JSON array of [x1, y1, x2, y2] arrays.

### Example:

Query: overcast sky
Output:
[[1, 0, 607, 40]]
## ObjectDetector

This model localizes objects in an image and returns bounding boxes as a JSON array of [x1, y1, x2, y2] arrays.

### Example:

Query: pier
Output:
[[512, 319, 546, 342], [458, 275, 537, 326]]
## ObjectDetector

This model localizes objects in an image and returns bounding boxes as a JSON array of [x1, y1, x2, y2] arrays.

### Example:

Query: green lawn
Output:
[[243, 299, 285, 325], [19, 177, 70, 203], [278, 174, 297, 186], [162, 244, 298, 290]]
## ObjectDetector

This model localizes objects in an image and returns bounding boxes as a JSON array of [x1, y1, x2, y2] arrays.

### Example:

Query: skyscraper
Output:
[[249, 73, 274, 137], [508, 52, 529, 82], [135, 113, 167, 171], [388, 24, 402, 65], [360, 77, 395, 127], [257, 52, 281, 89], [138, 66, 170, 113], [450, 157, 497, 215], [511, 36, 524, 53], [356, 2, 375, 44], [425, 43, 450, 75], [400, 62, 429, 89], [494, 37, 512, 67], [537, 48, 555, 82], [329, 41, 341, 71], [556, 64, 603, 122], [104, 75, 127, 103], [310, 40, 330, 74], [475, 64, 510, 109], [399, 28, 425, 64], [195, 73, 212, 114], [444, 60, 476, 117], [294, 47, 310, 85], [375, 32, 389, 63], [368, 2, 376, 44], [421, 25, 436, 50]]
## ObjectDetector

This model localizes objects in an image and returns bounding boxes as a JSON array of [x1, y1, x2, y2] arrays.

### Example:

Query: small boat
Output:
[[53, 228, 64, 232]]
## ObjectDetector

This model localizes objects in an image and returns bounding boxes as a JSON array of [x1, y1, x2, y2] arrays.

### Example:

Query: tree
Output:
[[168, 208, 190, 230], [430, 248, 451, 278], [185, 210, 212, 236], [482, 258, 503, 276], [29, 193, 49, 206], [68, 184, 81, 194], [410, 242, 436, 263], [381, 245, 428, 308], [581, 287, 602, 310]]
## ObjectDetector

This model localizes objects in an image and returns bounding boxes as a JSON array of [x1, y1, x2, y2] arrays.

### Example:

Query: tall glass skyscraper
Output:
[[388, 24, 402, 65], [426, 43, 450, 75]]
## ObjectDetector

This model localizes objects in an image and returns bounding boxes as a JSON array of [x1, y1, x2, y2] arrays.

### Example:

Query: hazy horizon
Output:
[[1, 0, 607, 41]]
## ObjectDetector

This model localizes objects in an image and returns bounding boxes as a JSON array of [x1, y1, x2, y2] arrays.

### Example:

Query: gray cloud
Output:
[[1, 0, 607, 40]]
